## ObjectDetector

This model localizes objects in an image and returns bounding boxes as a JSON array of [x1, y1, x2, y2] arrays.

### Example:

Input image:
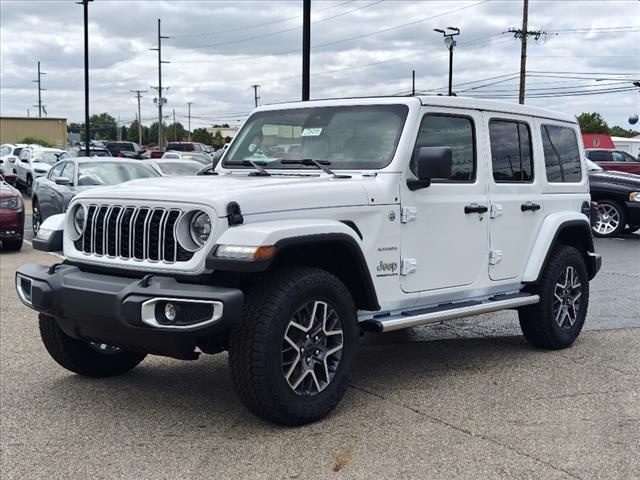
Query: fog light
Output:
[[164, 302, 177, 322]]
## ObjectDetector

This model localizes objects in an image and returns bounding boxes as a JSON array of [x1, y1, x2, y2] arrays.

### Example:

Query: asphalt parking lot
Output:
[[1, 227, 638, 479]]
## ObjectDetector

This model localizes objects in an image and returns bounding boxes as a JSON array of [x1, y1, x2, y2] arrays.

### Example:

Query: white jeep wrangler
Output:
[[17, 96, 601, 425]]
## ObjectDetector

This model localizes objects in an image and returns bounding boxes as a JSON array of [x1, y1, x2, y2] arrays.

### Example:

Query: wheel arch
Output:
[[207, 220, 379, 311], [522, 214, 598, 283]]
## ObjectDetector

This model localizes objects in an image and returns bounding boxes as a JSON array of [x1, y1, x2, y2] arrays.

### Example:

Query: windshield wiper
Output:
[[224, 160, 271, 176], [280, 159, 351, 178]]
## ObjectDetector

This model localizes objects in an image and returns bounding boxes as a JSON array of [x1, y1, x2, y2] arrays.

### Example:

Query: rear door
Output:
[[485, 114, 544, 281]]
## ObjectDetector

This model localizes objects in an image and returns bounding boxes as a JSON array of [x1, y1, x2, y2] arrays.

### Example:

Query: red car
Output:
[[0, 179, 24, 251], [585, 149, 640, 175]]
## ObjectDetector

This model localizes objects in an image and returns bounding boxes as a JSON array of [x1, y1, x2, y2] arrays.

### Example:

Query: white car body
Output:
[[63, 96, 592, 317], [15, 147, 70, 190], [0, 144, 35, 173]]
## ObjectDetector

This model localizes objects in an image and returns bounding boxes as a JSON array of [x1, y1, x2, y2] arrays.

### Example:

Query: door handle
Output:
[[521, 202, 541, 212], [464, 204, 488, 214]]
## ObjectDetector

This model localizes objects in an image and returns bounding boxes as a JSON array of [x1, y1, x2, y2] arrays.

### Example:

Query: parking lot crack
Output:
[[350, 383, 585, 480]]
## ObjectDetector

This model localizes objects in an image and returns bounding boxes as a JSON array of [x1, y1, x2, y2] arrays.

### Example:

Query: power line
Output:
[[167, 1, 352, 38]]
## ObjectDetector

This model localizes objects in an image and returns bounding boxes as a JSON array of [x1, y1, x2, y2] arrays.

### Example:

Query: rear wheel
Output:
[[593, 200, 626, 238], [519, 245, 589, 349], [39, 314, 146, 377], [229, 267, 358, 425]]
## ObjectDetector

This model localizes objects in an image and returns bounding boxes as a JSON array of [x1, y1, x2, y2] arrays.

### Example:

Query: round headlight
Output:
[[189, 211, 211, 247], [73, 205, 86, 235]]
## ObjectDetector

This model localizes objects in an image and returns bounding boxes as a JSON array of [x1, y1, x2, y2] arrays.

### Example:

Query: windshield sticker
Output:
[[301, 127, 323, 137]]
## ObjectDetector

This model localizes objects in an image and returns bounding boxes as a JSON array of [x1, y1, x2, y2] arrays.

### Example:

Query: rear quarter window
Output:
[[541, 125, 583, 183]]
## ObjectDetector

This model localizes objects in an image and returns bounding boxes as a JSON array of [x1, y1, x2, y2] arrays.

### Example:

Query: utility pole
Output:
[[33, 61, 46, 118], [173, 108, 177, 141], [302, 0, 311, 101], [509, 0, 544, 104], [187, 102, 193, 141], [251, 85, 260, 108], [131, 90, 146, 145], [151, 19, 170, 147], [434, 27, 460, 96], [77, 0, 92, 156], [412, 70, 415, 96]]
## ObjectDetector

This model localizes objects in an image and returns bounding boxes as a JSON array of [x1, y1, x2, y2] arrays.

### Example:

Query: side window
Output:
[[61, 162, 75, 183], [489, 119, 533, 182], [0, 146, 10, 156], [49, 162, 65, 179], [541, 125, 583, 183], [613, 151, 635, 162], [587, 150, 611, 162], [411, 114, 475, 182]]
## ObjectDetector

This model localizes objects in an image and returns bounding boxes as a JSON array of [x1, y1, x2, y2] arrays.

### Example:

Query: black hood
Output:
[[588, 169, 640, 189]]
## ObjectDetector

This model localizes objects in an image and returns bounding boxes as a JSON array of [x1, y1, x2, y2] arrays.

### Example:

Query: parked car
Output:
[[74, 147, 112, 157], [15, 147, 70, 195], [149, 159, 203, 176], [17, 96, 602, 426], [1, 163, 17, 185], [31, 158, 161, 235], [1, 143, 37, 174], [105, 141, 147, 159], [0, 179, 24, 251], [161, 151, 213, 167], [585, 148, 640, 175], [165, 141, 207, 153], [587, 159, 640, 237]]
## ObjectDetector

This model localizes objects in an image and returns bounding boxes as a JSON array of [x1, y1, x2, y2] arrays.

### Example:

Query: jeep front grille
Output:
[[74, 205, 194, 263]]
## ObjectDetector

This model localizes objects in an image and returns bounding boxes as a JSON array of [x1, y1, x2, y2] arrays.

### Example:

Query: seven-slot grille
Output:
[[74, 205, 194, 263]]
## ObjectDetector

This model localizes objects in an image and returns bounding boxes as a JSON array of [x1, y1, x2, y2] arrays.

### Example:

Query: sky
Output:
[[1, 0, 639, 133]]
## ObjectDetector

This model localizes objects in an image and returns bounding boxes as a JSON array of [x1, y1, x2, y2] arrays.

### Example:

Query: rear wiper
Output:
[[224, 160, 271, 176], [280, 159, 351, 178]]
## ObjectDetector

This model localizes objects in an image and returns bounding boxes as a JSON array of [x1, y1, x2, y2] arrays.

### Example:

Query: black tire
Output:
[[519, 245, 589, 349], [2, 238, 23, 251], [26, 175, 33, 196], [39, 314, 146, 377], [229, 267, 358, 426], [32, 198, 41, 235], [592, 200, 626, 238]]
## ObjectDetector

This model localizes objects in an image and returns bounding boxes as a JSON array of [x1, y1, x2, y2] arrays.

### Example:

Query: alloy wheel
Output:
[[281, 300, 344, 397], [553, 266, 582, 329], [32, 203, 41, 235], [593, 203, 620, 236]]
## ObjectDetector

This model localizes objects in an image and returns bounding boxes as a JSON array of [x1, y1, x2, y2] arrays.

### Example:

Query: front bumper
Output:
[[16, 263, 243, 359], [626, 201, 640, 226]]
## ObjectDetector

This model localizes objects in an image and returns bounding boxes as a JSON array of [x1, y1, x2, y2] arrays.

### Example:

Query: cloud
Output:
[[1, 0, 638, 131]]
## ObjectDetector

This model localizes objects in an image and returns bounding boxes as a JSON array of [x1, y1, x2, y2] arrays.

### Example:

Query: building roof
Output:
[[0, 116, 67, 121]]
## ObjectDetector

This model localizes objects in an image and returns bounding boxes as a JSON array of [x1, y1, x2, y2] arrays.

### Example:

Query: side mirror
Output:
[[212, 149, 225, 167], [407, 147, 453, 191], [55, 177, 71, 186]]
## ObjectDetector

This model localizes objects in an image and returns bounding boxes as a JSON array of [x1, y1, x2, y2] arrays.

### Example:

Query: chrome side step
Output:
[[361, 293, 540, 333]]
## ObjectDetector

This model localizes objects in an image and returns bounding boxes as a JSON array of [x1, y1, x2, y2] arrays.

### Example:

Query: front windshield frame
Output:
[[222, 104, 409, 171]]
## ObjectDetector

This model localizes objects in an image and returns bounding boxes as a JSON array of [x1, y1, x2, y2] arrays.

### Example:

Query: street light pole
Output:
[[302, 0, 311, 101], [434, 27, 460, 96], [77, 0, 93, 156]]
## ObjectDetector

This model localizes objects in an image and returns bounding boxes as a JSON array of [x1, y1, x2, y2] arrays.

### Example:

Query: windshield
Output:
[[166, 143, 196, 152], [32, 151, 69, 164], [585, 159, 603, 171], [77, 162, 159, 186], [156, 161, 202, 176], [223, 105, 408, 170], [107, 143, 136, 152]]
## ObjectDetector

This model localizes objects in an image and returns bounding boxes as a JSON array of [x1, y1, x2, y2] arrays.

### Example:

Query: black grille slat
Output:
[[75, 205, 191, 264]]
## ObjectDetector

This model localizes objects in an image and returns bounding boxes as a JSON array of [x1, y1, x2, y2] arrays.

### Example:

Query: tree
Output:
[[127, 120, 149, 144], [609, 125, 638, 138], [192, 127, 213, 145], [576, 112, 609, 134], [212, 130, 225, 149], [148, 121, 168, 147], [166, 122, 187, 142], [89, 112, 118, 140]]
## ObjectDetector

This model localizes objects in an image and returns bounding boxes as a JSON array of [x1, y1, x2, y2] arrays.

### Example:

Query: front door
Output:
[[400, 109, 489, 293], [484, 114, 543, 281]]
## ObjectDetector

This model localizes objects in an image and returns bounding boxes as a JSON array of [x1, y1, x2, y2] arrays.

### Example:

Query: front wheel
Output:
[[519, 245, 589, 349], [32, 199, 42, 235], [39, 314, 146, 377], [229, 267, 359, 425]]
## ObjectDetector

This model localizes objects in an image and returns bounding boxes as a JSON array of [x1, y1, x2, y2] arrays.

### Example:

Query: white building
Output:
[[611, 136, 640, 158]]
